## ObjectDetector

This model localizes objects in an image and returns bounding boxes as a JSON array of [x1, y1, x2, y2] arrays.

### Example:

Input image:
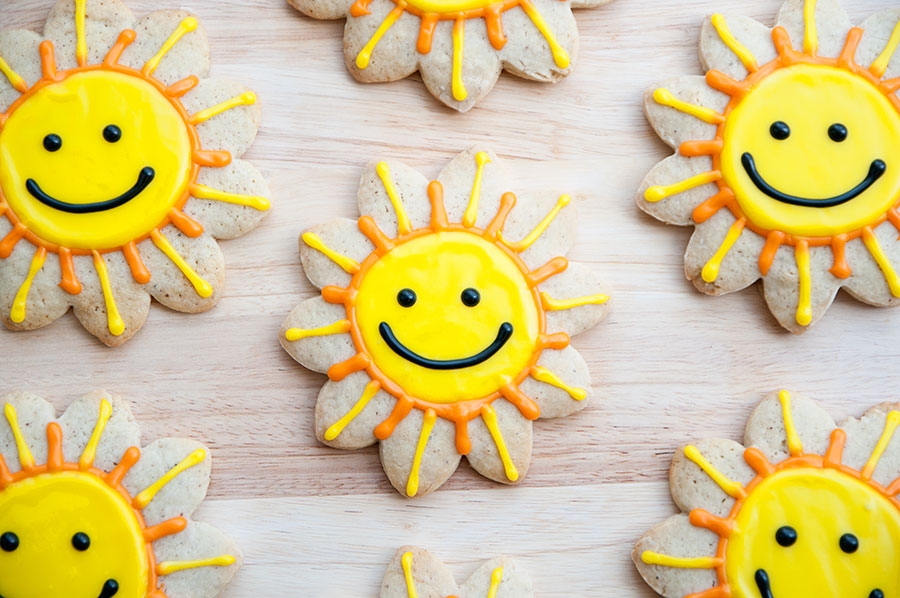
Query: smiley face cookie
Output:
[[0, 390, 240, 598], [286, 0, 613, 112], [0, 0, 270, 346], [280, 147, 609, 497], [639, 0, 900, 332], [635, 390, 900, 598]]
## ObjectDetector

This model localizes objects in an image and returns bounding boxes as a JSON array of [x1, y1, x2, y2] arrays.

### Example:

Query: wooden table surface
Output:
[[5, 0, 900, 595]]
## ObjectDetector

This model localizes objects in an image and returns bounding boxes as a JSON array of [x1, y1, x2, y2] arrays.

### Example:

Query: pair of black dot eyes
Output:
[[397, 288, 481, 308], [1, 531, 91, 552], [42, 125, 122, 152], [775, 526, 859, 553], [769, 121, 849, 142]]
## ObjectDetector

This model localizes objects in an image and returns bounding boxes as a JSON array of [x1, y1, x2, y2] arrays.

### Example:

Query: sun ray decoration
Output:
[[636, 390, 900, 598], [382, 547, 528, 598], [282, 149, 609, 497], [0, 0, 269, 345], [0, 395, 239, 598], [639, 0, 900, 331]]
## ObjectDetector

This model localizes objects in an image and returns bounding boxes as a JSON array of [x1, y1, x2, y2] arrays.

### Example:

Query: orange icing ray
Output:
[[539, 332, 570, 350], [374, 396, 415, 440], [328, 353, 371, 381], [168, 207, 204, 238], [0, 223, 27, 258], [193, 149, 232, 167], [351, 0, 375, 16], [166, 75, 200, 97], [499, 384, 540, 420], [483, 192, 516, 240], [692, 189, 733, 224], [46, 422, 64, 471], [358, 216, 395, 254], [104, 29, 137, 66], [525, 257, 568, 287], [680, 139, 723, 157], [58, 247, 82, 294], [689, 508, 734, 537], [428, 181, 449, 230], [417, 13, 438, 53], [123, 241, 151, 285], [104, 446, 140, 487], [143, 517, 187, 542], [829, 234, 851, 279]]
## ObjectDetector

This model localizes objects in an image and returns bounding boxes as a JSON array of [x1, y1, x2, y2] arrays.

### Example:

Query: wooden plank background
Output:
[[4, 0, 900, 595]]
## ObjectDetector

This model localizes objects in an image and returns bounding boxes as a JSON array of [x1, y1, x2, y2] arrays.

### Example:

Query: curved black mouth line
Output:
[[741, 153, 886, 208], [379, 321, 513, 370], [98, 578, 119, 598], [26, 167, 155, 214], [755, 569, 774, 598]]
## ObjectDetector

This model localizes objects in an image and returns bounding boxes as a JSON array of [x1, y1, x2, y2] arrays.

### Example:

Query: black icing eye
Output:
[[461, 288, 481, 307], [397, 289, 416, 307], [43, 134, 62, 152], [103, 125, 122, 143], [72, 532, 90, 551], [839, 533, 859, 553], [770, 121, 791, 140], [0, 532, 18, 552], [829, 123, 848, 142], [871, 590, 884, 598], [775, 526, 797, 547]]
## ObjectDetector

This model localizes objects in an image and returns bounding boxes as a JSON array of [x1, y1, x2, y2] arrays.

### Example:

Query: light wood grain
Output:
[[4, 0, 900, 595]]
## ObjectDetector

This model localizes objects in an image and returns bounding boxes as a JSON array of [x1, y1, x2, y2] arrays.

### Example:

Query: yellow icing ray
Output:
[[75, 0, 87, 66], [406, 409, 437, 497], [79, 399, 112, 470], [452, 19, 468, 101], [862, 411, 900, 480], [653, 89, 725, 124], [189, 183, 270, 211], [3, 403, 34, 470], [0, 55, 27, 92], [151, 230, 212, 298], [355, 5, 405, 70], [684, 445, 745, 499], [487, 566, 504, 598], [143, 17, 198, 75], [285, 320, 351, 342], [531, 366, 586, 401], [711, 14, 758, 72], [93, 251, 125, 336], [644, 171, 721, 203], [871, 20, 900, 77], [402, 551, 418, 598], [375, 162, 412, 235], [481, 404, 518, 482], [133, 448, 206, 509], [520, 0, 570, 68], [701, 218, 745, 283], [804, 0, 818, 55], [190, 92, 257, 125], [778, 390, 804, 457], [794, 243, 812, 326], [540, 291, 609, 311], [641, 551, 721, 569], [863, 229, 900, 298], [499, 195, 571, 252], [463, 151, 491, 227], [302, 232, 361, 274], [324, 380, 380, 441], [10, 247, 47, 324], [157, 555, 236, 576]]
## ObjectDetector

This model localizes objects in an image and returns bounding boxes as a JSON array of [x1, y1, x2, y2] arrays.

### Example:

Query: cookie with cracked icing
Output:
[[638, 0, 900, 332], [0, 0, 270, 346], [280, 147, 610, 497], [635, 389, 900, 598], [0, 390, 240, 598], [286, 0, 613, 112], [381, 546, 531, 598]]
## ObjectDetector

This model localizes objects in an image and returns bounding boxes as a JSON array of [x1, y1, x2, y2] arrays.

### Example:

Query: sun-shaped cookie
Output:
[[0, 0, 270, 346], [638, 0, 900, 332], [280, 147, 609, 497], [0, 390, 240, 598], [635, 390, 900, 598], [286, 0, 612, 111], [381, 546, 531, 597]]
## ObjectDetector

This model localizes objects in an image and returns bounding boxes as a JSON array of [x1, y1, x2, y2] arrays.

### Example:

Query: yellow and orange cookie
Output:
[[635, 390, 900, 598], [0, 0, 270, 346], [286, 0, 613, 112], [280, 147, 609, 497], [639, 0, 900, 332], [381, 546, 531, 598], [0, 390, 240, 598]]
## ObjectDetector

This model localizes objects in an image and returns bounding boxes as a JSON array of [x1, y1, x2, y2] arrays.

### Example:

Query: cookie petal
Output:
[[838, 402, 900, 488], [152, 520, 241, 598], [539, 261, 610, 337], [685, 211, 764, 296], [644, 77, 727, 151], [315, 372, 396, 450], [633, 514, 720, 598], [855, 9, 900, 79], [499, 0, 578, 83], [44, 0, 135, 70], [466, 399, 532, 484], [0, 392, 56, 474], [774, 0, 851, 58], [280, 296, 356, 374], [57, 391, 141, 473], [299, 218, 374, 290], [181, 78, 261, 161], [699, 14, 777, 80], [379, 408, 461, 497], [289, 0, 357, 20], [638, 155, 718, 227], [186, 159, 271, 241], [381, 547, 459, 598], [459, 556, 532, 598], [519, 345, 592, 419], [744, 390, 836, 464], [0, 236, 71, 333], [669, 438, 755, 518], [760, 242, 841, 333], [0, 29, 44, 109], [344, 0, 420, 83], [358, 159, 432, 238], [117, 10, 210, 86], [843, 221, 900, 308], [437, 147, 508, 228]]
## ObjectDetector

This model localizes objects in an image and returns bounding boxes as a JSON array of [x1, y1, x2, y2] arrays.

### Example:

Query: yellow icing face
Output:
[[720, 63, 900, 238], [725, 467, 900, 598], [0, 471, 148, 598], [0, 70, 192, 251], [354, 231, 540, 404]]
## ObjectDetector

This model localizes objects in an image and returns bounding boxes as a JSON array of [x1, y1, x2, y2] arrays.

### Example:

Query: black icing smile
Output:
[[26, 167, 155, 214], [379, 321, 513, 370], [741, 153, 886, 208], [98, 579, 119, 598], [755, 569, 774, 598]]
